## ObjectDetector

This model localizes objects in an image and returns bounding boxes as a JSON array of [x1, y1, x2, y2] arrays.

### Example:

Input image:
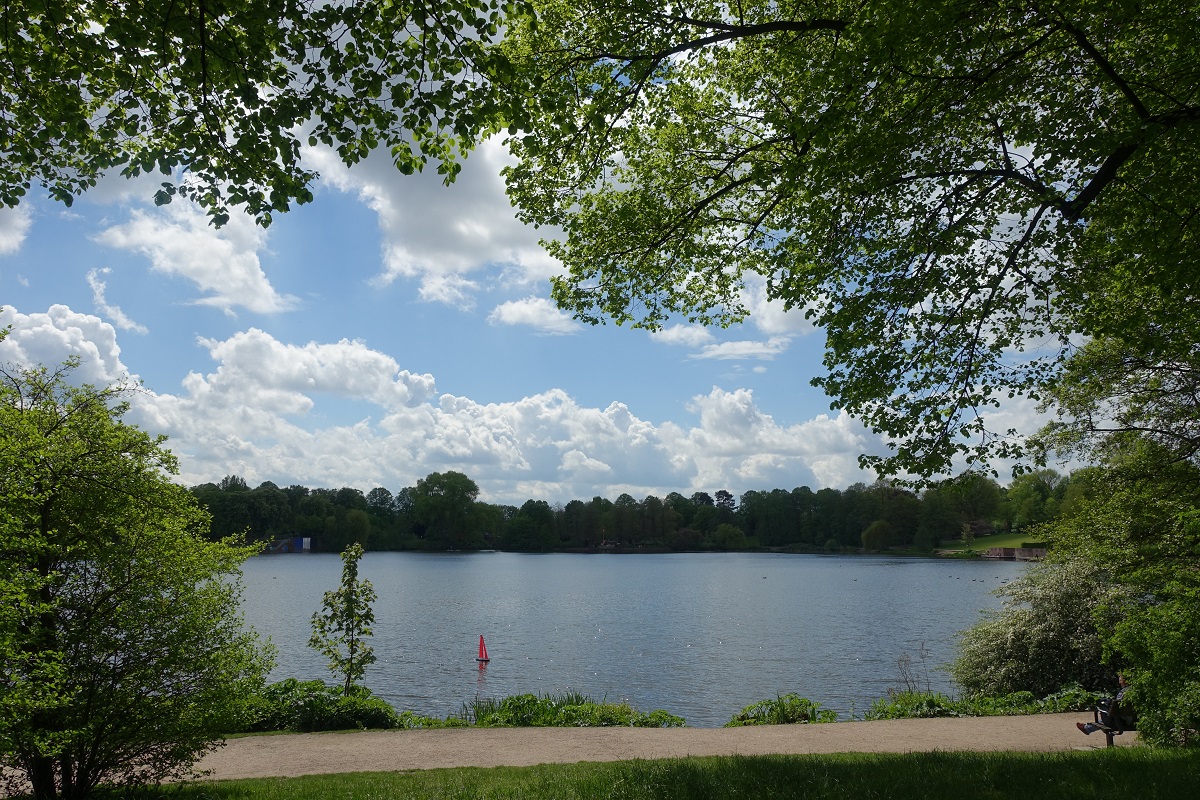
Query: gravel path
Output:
[[196, 713, 1135, 780]]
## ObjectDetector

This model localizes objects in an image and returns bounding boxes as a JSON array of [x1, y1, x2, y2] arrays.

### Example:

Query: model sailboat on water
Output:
[[476, 634, 490, 663]]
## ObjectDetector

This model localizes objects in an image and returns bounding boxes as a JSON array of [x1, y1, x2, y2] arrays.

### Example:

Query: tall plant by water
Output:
[[309, 543, 377, 692]]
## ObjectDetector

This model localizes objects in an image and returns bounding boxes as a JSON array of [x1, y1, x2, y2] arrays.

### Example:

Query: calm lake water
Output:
[[240, 551, 1028, 728]]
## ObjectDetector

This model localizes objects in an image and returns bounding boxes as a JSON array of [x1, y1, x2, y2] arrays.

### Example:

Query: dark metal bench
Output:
[[1092, 698, 1136, 748]]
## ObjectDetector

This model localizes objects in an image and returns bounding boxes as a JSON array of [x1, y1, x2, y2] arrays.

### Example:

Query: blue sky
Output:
[[0, 137, 1043, 506]]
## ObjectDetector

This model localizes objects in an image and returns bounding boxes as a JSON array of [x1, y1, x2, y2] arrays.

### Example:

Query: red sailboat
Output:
[[476, 635, 490, 663]]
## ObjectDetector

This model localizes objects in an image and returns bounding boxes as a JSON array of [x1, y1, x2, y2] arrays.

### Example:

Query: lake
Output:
[[240, 551, 1028, 728]]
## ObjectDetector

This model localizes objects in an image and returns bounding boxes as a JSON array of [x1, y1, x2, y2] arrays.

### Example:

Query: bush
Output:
[[865, 688, 1105, 720], [459, 693, 685, 727], [232, 679, 399, 733], [866, 691, 960, 720], [950, 561, 1120, 697], [234, 686, 685, 732], [726, 694, 838, 726]]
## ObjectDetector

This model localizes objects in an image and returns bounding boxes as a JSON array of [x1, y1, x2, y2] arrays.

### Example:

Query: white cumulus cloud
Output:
[[304, 136, 561, 308], [651, 324, 715, 347], [488, 297, 581, 334], [0, 205, 32, 255], [190, 329, 438, 414], [2, 305, 888, 504], [740, 275, 817, 336], [0, 305, 131, 386], [692, 336, 793, 361], [95, 203, 298, 315]]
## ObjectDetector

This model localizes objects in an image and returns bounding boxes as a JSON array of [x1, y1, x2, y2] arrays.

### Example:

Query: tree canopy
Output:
[[5, 1, 1197, 476], [1034, 334, 1200, 469], [499, 0, 1200, 476], [0, 360, 272, 799], [0, 0, 526, 224]]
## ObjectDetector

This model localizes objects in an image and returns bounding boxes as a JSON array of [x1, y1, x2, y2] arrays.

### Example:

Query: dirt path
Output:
[[196, 713, 1134, 780]]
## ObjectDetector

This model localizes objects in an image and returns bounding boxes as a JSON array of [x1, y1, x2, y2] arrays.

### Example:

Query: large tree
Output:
[[0, 0, 525, 224], [499, 0, 1200, 475], [1049, 443, 1200, 748], [0, 360, 272, 799], [954, 326, 1200, 746], [412, 470, 482, 549]]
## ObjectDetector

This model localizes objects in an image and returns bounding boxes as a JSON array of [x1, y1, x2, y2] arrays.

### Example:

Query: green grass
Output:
[[938, 532, 1046, 552], [130, 749, 1199, 800]]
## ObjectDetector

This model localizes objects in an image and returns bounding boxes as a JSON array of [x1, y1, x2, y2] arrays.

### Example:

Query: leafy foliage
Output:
[[865, 692, 961, 720], [197, 471, 1037, 554], [950, 561, 1120, 697], [234, 687, 683, 731], [412, 470, 485, 550], [233, 680, 400, 733], [458, 693, 685, 727], [1039, 443, 1200, 747], [309, 543, 377, 693], [725, 694, 837, 726], [865, 687, 1103, 721], [1035, 336, 1200, 468], [501, 0, 1200, 475], [951, 427, 1200, 747], [0, 0, 529, 224], [0, 361, 272, 799]]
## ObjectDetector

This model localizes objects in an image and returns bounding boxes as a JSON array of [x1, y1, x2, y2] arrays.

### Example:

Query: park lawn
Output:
[[938, 531, 1046, 552], [153, 748, 1200, 800]]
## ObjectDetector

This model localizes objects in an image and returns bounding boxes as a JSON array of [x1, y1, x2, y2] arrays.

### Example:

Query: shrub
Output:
[[950, 560, 1120, 697], [726, 694, 838, 726], [865, 691, 960, 720], [232, 679, 399, 732], [459, 693, 684, 727], [864, 688, 1105, 720]]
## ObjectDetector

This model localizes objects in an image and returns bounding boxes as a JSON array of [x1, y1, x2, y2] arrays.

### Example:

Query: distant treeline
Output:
[[191, 467, 1090, 554]]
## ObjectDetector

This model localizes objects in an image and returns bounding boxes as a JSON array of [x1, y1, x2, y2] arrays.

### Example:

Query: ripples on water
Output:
[[239, 551, 1027, 728]]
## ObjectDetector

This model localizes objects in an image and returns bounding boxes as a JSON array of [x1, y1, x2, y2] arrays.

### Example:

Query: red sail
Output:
[[476, 635, 490, 662]]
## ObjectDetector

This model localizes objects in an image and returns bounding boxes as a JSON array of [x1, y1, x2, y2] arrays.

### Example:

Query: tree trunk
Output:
[[29, 755, 57, 800], [59, 756, 75, 800]]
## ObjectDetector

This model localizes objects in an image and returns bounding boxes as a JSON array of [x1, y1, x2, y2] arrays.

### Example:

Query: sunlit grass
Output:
[[126, 749, 1200, 800], [939, 532, 1046, 551]]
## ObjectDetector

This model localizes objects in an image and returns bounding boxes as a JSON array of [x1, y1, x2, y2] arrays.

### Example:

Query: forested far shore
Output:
[[190, 469, 1080, 554]]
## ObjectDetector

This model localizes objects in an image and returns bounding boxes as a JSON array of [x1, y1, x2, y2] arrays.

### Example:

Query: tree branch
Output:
[[587, 19, 846, 65]]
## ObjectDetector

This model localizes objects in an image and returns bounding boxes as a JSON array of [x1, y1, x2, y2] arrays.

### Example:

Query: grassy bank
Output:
[[146, 749, 1200, 800], [938, 531, 1045, 552]]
